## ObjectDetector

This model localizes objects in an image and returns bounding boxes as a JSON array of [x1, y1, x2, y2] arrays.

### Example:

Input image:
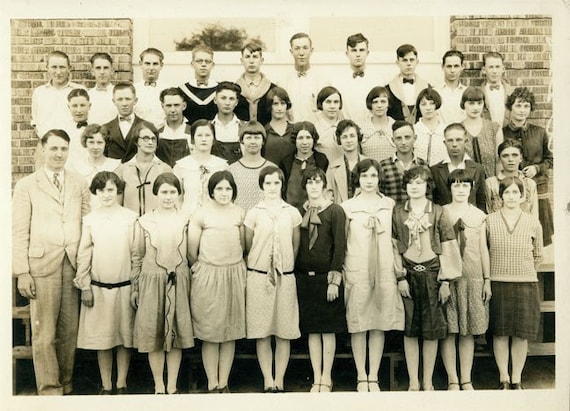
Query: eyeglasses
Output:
[[139, 136, 157, 143], [193, 59, 213, 65]]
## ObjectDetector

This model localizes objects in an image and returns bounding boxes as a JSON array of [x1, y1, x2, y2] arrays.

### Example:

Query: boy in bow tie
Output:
[[479, 52, 513, 127], [134, 48, 170, 129]]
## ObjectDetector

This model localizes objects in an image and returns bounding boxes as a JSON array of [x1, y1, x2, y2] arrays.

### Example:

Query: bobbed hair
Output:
[[89, 171, 125, 195], [152, 172, 182, 196], [208, 170, 238, 201]]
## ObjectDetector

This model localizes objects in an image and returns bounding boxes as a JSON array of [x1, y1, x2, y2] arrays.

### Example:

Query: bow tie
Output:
[[297, 71, 307, 78], [489, 84, 501, 91], [119, 115, 132, 122], [353, 71, 364, 78], [403, 78, 414, 85], [144, 81, 156, 87], [76, 121, 88, 129], [196, 80, 208, 87]]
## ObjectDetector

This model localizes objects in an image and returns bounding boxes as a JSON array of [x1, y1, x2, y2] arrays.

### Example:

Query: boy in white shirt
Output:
[[134, 48, 170, 129], [87, 52, 116, 125]]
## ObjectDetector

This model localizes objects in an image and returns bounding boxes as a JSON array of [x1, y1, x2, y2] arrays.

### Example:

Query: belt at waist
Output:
[[402, 256, 440, 273], [91, 279, 131, 289], [247, 267, 294, 275]]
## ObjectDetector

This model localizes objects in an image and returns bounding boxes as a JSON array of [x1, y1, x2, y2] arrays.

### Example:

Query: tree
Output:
[[174, 23, 265, 51]]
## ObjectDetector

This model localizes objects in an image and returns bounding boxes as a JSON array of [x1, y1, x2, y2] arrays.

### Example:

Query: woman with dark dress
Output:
[[295, 168, 347, 393]]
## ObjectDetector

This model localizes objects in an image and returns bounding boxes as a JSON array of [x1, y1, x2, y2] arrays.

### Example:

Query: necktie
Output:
[[267, 213, 283, 287], [144, 81, 156, 87], [489, 84, 500, 91], [297, 71, 307, 78], [403, 78, 414, 85], [53, 172, 62, 192], [76, 121, 88, 129], [353, 71, 364, 78], [119, 115, 132, 122], [454, 218, 466, 258], [301, 206, 321, 250]]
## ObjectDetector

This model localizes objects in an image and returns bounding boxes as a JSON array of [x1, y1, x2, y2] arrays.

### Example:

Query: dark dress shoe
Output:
[[218, 386, 231, 393], [99, 388, 113, 395], [497, 381, 510, 390], [511, 383, 524, 390], [116, 387, 128, 395]]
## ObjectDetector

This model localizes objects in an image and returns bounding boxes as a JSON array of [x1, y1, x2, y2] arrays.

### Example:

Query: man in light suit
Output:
[[103, 81, 151, 163], [430, 123, 487, 212], [13, 129, 91, 395]]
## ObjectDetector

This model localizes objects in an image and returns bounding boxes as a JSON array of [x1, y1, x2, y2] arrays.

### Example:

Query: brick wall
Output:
[[450, 15, 553, 129], [10, 19, 133, 187]]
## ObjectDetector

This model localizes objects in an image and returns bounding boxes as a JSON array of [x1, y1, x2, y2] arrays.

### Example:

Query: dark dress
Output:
[[295, 203, 347, 334]]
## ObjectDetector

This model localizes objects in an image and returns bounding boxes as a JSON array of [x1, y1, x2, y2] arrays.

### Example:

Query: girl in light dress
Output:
[[440, 169, 491, 391], [173, 119, 228, 217], [314, 86, 345, 162], [341, 158, 404, 392], [244, 165, 302, 392], [188, 171, 247, 393], [74, 171, 137, 395], [360, 86, 396, 163], [413, 87, 448, 166], [131, 173, 194, 394]]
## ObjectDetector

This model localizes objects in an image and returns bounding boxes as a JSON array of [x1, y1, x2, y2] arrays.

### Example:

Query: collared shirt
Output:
[[187, 78, 218, 89], [134, 79, 170, 128], [31, 80, 86, 137], [486, 83, 506, 125], [159, 122, 190, 141], [118, 115, 135, 138], [335, 68, 383, 125], [88, 85, 116, 125], [443, 153, 472, 172], [413, 120, 448, 166], [44, 166, 65, 191], [401, 75, 416, 106], [279, 68, 328, 122], [212, 114, 241, 143], [435, 82, 467, 124], [62, 118, 89, 170]]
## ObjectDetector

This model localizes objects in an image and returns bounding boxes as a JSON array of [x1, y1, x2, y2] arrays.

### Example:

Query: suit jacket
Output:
[[386, 74, 431, 123], [12, 169, 91, 277], [430, 159, 487, 212], [325, 154, 367, 205], [103, 115, 150, 163]]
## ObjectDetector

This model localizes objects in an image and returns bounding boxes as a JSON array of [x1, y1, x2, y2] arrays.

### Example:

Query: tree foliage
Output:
[[174, 23, 265, 51]]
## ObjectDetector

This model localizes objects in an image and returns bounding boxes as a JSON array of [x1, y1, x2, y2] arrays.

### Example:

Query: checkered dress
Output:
[[378, 155, 427, 204]]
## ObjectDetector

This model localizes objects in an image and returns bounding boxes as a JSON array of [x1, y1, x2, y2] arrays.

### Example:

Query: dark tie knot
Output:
[[144, 81, 157, 87], [76, 121, 88, 129], [119, 116, 132, 122], [403, 78, 414, 85], [197, 80, 208, 87], [297, 71, 307, 78], [353, 71, 364, 78], [489, 84, 500, 91]]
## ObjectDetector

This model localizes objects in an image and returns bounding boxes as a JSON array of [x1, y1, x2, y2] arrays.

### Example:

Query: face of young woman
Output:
[[136, 128, 158, 155], [501, 183, 523, 209], [339, 126, 359, 153], [419, 98, 437, 120], [359, 166, 379, 193], [321, 93, 341, 120], [450, 181, 472, 204], [510, 98, 532, 123], [212, 179, 233, 205], [500, 146, 523, 173], [85, 133, 106, 160], [262, 172, 283, 200], [242, 133, 263, 155], [464, 100, 484, 119], [156, 183, 179, 210], [193, 125, 214, 153], [271, 97, 288, 120], [96, 180, 118, 207], [295, 130, 314, 156], [305, 176, 324, 200], [370, 95, 389, 118], [406, 177, 428, 199]]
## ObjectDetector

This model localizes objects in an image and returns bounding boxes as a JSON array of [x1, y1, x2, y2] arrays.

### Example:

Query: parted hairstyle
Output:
[[113, 81, 136, 96], [447, 168, 474, 190], [335, 119, 363, 145], [482, 51, 504, 65], [81, 124, 110, 148], [442, 49, 464, 65], [266, 86, 292, 113], [290, 121, 319, 145], [133, 122, 160, 145], [460, 86, 485, 109], [506, 87, 536, 111], [241, 41, 263, 56], [89, 171, 125, 195], [346, 32, 368, 48], [239, 120, 266, 143], [139, 47, 164, 64], [396, 44, 418, 58], [208, 170, 238, 201], [152, 172, 182, 195], [90, 52, 113, 65], [216, 81, 242, 96], [47, 50, 70, 66], [41, 129, 70, 146], [289, 32, 312, 47], [159, 87, 185, 103], [402, 165, 435, 195], [366, 86, 391, 110], [392, 120, 415, 133], [316, 86, 343, 111], [497, 139, 524, 157], [258, 165, 285, 189], [499, 176, 525, 199], [443, 122, 467, 138], [67, 88, 90, 102], [302, 167, 327, 191], [352, 158, 381, 189], [415, 87, 442, 118], [190, 119, 216, 144]]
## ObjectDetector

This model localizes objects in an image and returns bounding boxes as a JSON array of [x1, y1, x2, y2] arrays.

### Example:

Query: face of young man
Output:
[[140, 53, 163, 82], [396, 52, 418, 78], [68, 96, 91, 123], [240, 49, 264, 75], [215, 89, 238, 115], [43, 134, 69, 172], [91, 58, 113, 88], [162, 94, 186, 125], [47, 56, 70, 87], [443, 128, 468, 161], [482, 57, 505, 85], [290, 37, 313, 68], [112, 88, 137, 117], [500, 146, 523, 173], [192, 51, 215, 80], [442, 55, 463, 84], [346, 41, 369, 71], [392, 125, 416, 155]]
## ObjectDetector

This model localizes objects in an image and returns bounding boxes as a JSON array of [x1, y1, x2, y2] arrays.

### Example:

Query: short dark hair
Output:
[[258, 165, 285, 189], [316, 86, 343, 111], [301, 167, 327, 191], [416, 87, 442, 117], [444, 122, 467, 138], [346, 33, 368, 48], [113, 81, 136, 96], [460, 86, 485, 109], [396, 44, 417, 59], [366, 86, 391, 110], [239, 120, 266, 143], [335, 119, 363, 145], [483, 51, 504, 65], [152, 172, 182, 195], [506, 87, 536, 111], [353, 159, 381, 188], [47, 50, 70, 66], [289, 32, 312, 47], [497, 139, 524, 157], [190, 119, 215, 144], [442, 49, 464, 65], [90, 52, 113, 66], [392, 120, 415, 134], [241, 41, 263, 55], [41, 129, 70, 146], [81, 124, 110, 147], [402, 165, 434, 196], [499, 176, 524, 200], [447, 168, 473, 190], [266, 87, 292, 113], [67, 88, 90, 102], [89, 171, 125, 195], [208, 170, 238, 201], [139, 47, 164, 64], [216, 81, 242, 97], [159, 87, 185, 103], [291, 121, 319, 145]]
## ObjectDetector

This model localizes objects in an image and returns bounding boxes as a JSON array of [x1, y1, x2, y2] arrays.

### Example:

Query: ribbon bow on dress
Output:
[[403, 212, 432, 253], [453, 218, 466, 258], [301, 206, 322, 250]]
